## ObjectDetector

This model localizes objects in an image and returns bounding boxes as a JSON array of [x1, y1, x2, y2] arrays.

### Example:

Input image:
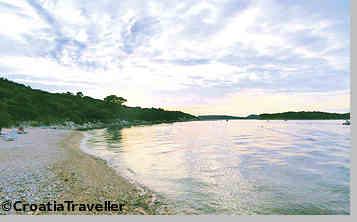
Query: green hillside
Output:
[[0, 78, 197, 128], [259, 111, 350, 120]]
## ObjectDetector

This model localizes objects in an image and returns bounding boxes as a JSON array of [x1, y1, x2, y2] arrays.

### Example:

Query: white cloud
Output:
[[0, 0, 350, 113]]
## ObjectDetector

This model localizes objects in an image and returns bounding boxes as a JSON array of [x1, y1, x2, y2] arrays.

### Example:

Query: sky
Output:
[[0, 0, 350, 116]]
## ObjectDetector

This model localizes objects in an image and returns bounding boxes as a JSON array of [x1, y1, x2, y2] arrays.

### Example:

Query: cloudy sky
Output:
[[0, 0, 350, 116]]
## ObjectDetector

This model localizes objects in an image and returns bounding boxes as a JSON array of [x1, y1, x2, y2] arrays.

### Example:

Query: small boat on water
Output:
[[342, 120, 351, 125]]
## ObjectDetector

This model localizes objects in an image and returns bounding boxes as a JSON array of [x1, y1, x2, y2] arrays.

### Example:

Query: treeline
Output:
[[0, 78, 197, 128], [198, 115, 245, 120], [198, 112, 350, 121], [259, 111, 350, 120]]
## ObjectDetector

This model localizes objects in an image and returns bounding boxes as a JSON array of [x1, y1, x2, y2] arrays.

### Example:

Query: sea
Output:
[[81, 120, 350, 215]]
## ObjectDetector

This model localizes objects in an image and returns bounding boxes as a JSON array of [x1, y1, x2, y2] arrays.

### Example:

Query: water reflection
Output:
[[84, 120, 350, 214]]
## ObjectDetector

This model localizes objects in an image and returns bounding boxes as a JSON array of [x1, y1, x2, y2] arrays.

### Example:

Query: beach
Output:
[[0, 121, 350, 215], [0, 128, 169, 215]]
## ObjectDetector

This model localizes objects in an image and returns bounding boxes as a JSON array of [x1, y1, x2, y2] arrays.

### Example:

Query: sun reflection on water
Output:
[[84, 120, 350, 215]]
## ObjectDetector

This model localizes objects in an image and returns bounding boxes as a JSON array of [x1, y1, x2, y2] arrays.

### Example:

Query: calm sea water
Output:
[[83, 120, 350, 215]]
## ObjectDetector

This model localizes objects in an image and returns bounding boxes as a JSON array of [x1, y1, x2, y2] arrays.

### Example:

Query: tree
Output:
[[0, 78, 198, 125], [104, 95, 127, 105], [76, 92, 84, 97], [0, 110, 11, 133]]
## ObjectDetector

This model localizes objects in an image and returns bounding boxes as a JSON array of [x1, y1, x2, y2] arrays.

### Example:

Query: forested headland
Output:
[[0, 78, 197, 128], [199, 112, 350, 120], [258, 111, 350, 120]]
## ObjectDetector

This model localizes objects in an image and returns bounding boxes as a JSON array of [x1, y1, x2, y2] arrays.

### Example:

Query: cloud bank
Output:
[[0, 0, 350, 115]]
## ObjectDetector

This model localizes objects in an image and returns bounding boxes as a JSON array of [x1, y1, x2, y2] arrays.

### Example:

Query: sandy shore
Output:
[[0, 128, 170, 215]]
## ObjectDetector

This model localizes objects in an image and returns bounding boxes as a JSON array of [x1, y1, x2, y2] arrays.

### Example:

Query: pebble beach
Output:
[[0, 128, 170, 215], [0, 128, 69, 214]]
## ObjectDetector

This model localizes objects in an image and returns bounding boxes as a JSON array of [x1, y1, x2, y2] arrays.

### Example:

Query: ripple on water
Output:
[[83, 120, 350, 215]]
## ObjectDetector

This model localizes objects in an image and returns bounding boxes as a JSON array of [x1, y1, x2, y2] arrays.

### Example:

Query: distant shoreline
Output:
[[197, 118, 349, 121], [198, 112, 350, 121]]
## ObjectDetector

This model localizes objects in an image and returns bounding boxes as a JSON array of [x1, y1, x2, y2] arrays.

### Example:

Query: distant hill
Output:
[[198, 112, 350, 121], [246, 114, 259, 119], [198, 115, 245, 120], [0, 77, 197, 127], [258, 111, 350, 120]]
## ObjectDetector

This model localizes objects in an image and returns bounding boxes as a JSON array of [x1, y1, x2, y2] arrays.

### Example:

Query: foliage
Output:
[[0, 78, 197, 127], [198, 115, 245, 120], [0, 109, 11, 129], [104, 95, 127, 105], [258, 111, 350, 120]]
